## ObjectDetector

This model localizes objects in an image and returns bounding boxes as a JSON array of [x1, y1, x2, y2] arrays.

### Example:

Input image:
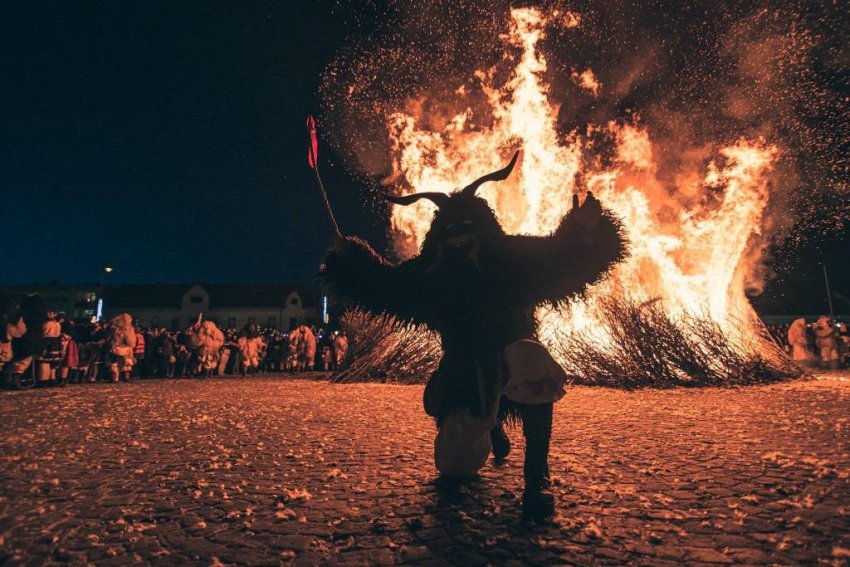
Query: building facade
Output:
[[104, 283, 322, 330], [0, 283, 323, 331], [0, 284, 100, 320]]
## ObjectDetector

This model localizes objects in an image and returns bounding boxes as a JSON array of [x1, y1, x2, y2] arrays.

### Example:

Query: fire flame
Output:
[[386, 7, 777, 352]]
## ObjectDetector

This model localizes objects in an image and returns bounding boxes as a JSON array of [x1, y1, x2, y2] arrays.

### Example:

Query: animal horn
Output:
[[384, 192, 450, 208], [461, 150, 520, 197]]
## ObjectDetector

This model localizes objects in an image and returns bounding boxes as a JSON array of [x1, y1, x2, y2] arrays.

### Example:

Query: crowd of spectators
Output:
[[4, 293, 848, 389], [1, 293, 349, 389]]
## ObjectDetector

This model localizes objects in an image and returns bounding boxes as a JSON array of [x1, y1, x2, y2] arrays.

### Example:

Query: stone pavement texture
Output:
[[1, 375, 849, 566]]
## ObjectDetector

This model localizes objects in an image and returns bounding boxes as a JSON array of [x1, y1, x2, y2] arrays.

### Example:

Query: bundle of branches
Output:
[[333, 299, 802, 388], [333, 308, 441, 384], [546, 296, 803, 388]]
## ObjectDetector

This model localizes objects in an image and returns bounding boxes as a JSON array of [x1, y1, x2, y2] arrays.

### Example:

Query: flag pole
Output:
[[822, 264, 835, 320], [306, 115, 342, 239]]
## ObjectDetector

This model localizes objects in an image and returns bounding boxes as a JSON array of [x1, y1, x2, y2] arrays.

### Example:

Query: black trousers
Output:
[[518, 402, 553, 490]]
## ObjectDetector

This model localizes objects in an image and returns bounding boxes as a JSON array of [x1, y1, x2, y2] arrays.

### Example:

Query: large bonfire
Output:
[[336, 7, 800, 386]]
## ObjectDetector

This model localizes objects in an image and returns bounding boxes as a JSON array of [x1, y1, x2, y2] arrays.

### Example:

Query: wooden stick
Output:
[[310, 159, 342, 239]]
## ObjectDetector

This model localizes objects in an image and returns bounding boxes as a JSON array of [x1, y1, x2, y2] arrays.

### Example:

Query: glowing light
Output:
[[571, 68, 600, 96]]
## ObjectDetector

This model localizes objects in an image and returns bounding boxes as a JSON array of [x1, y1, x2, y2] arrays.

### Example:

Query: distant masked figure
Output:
[[297, 325, 317, 372], [813, 316, 839, 369], [237, 324, 262, 376], [189, 320, 225, 377], [787, 318, 815, 364], [333, 332, 349, 369], [107, 313, 137, 382], [286, 326, 301, 371]]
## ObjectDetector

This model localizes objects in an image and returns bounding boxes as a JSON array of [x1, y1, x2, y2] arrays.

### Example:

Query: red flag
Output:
[[307, 115, 318, 169]]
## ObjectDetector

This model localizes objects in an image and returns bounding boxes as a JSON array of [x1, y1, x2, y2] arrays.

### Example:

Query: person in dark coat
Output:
[[0, 294, 26, 381], [7, 294, 48, 389]]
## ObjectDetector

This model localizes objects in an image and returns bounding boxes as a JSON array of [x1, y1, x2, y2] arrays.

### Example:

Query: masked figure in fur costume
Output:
[[189, 320, 225, 377], [787, 318, 814, 364], [237, 324, 263, 376], [813, 316, 839, 369], [323, 151, 627, 517], [107, 313, 137, 382], [297, 324, 317, 372]]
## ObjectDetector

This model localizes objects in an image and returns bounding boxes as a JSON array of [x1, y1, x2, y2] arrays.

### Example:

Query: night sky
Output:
[[2, 1, 847, 314], [2, 1, 381, 286]]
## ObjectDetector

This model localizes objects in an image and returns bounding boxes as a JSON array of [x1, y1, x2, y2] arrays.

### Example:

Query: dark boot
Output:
[[8, 373, 32, 390], [490, 422, 511, 463], [520, 402, 554, 519]]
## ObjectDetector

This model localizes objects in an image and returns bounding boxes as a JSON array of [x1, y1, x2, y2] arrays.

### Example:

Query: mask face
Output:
[[421, 196, 503, 272], [433, 201, 490, 244]]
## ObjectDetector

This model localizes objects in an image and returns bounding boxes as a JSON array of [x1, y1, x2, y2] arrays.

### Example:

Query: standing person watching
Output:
[[58, 321, 80, 385], [133, 326, 146, 378]]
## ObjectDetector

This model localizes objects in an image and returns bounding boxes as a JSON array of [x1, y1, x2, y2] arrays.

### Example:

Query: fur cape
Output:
[[108, 313, 137, 355], [813, 316, 839, 361], [788, 318, 814, 362], [189, 321, 225, 355], [324, 188, 627, 421]]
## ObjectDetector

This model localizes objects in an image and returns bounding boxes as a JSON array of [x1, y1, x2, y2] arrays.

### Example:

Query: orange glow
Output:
[[572, 68, 600, 97], [386, 8, 777, 357]]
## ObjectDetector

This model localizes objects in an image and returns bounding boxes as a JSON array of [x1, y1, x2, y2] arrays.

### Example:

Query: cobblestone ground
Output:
[[1, 375, 849, 566]]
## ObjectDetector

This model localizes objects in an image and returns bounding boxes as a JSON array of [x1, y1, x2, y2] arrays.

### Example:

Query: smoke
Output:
[[320, 0, 848, 285]]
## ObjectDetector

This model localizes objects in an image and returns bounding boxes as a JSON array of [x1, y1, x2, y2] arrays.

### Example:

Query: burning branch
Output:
[[546, 297, 804, 388], [333, 299, 803, 388], [333, 308, 441, 384]]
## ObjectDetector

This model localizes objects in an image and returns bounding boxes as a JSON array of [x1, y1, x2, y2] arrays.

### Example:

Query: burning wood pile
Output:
[[335, 302, 802, 387], [547, 297, 802, 388]]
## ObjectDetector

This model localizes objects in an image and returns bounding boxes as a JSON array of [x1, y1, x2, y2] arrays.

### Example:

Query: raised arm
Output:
[[499, 192, 628, 307], [322, 236, 433, 325]]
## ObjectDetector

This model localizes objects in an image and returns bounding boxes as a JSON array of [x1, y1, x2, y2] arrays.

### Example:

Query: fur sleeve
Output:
[[499, 204, 628, 307], [323, 236, 433, 325]]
